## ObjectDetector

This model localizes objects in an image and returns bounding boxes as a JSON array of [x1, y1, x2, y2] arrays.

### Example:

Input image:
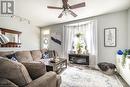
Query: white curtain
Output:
[[63, 20, 98, 67]]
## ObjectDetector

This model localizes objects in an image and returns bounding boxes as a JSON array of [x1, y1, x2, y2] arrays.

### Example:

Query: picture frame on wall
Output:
[[104, 27, 117, 47]]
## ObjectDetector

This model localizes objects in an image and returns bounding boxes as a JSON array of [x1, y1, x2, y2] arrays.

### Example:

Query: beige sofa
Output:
[[0, 49, 61, 87]]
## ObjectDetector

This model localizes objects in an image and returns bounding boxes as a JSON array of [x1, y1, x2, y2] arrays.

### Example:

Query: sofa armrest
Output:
[[0, 58, 32, 87], [56, 75, 61, 87], [25, 72, 57, 87], [0, 78, 18, 87], [22, 62, 46, 80]]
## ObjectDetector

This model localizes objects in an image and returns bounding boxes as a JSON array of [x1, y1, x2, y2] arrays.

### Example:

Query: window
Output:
[[72, 32, 88, 54]]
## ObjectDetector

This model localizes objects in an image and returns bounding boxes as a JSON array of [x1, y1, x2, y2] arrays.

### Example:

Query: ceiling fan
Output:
[[47, 0, 86, 18]]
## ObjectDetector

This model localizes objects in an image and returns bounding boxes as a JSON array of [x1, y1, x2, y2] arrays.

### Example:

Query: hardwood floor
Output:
[[115, 73, 129, 87]]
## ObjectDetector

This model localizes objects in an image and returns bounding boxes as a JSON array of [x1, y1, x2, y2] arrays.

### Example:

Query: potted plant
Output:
[[76, 42, 83, 54], [122, 49, 130, 66], [75, 33, 83, 54]]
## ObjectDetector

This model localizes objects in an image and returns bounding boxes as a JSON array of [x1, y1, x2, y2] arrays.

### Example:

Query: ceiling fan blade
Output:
[[47, 6, 63, 9], [69, 2, 85, 9], [69, 10, 77, 17], [58, 12, 63, 18], [62, 0, 68, 4]]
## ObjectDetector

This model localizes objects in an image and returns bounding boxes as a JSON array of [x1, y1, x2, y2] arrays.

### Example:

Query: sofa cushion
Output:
[[41, 49, 48, 55], [0, 51, 14, 57], [22, 62, 46, 80], [0, 57, 32, 87], [31, 50, 42, 61], [15, 51, 33, 62], [0, 78, 18, 87]]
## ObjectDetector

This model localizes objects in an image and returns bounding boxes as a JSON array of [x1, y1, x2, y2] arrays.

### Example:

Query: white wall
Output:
[[40, 25, 63, 57], [0, 17, 40, 51], [97, 11, 128, 64], [128, 8, 130, 48], [41, 10, 128, 64]]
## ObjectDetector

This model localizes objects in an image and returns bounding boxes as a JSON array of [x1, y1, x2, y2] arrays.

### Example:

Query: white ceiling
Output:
[[15, 0, 130, 27]]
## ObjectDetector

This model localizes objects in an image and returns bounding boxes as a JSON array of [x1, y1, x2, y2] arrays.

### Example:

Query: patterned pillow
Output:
[[42, 50, 56, 59], [6, 53, 18, 61], [42, 51, 49, 59]]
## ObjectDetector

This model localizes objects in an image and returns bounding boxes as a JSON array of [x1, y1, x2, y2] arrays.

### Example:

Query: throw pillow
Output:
[[42, 51, 49, 59], [42, 50, 56, 59], [6, 53, 18, 62]]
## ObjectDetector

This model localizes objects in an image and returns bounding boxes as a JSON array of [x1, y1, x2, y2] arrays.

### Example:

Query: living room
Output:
[[0, 0, 130, 87]]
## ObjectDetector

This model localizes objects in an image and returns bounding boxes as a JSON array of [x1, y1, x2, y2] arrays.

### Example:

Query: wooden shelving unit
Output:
[[0, 28, 22, 48]]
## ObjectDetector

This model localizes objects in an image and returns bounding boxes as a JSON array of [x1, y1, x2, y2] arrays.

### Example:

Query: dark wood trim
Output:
[[0, 28, 22, 48], [0, 28, 22, 34], [1, 42, 21, 47]]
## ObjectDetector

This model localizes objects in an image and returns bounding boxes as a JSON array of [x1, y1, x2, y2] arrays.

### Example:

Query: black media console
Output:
[[68, 54, 89, 65]]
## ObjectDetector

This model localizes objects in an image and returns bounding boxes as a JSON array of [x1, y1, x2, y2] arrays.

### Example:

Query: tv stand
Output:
[[68, 54, 89, 65]]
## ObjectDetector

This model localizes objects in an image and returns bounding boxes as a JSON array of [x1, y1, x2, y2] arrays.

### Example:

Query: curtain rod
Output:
[[64, 20, 95, 27]]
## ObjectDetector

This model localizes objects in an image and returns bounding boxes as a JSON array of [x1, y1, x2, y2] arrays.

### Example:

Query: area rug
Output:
[[60, 67, 123, 87]]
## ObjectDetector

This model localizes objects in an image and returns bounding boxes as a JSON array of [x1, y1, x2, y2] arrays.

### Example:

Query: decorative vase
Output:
[[122, 57, 126, 67], [117, 50, 123, 55]]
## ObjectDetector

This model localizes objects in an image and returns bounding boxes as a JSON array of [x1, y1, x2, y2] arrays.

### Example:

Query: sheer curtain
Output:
[[63, 20, 98, 67]]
